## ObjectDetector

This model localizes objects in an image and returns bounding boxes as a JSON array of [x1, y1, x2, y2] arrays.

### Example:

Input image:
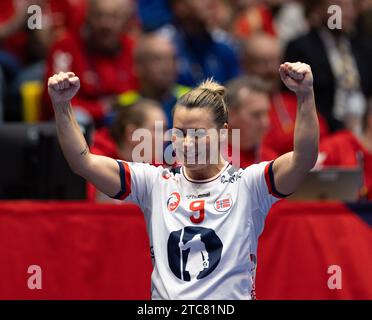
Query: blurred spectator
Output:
[[270, 0, 309, 46], [1, 0, 53, 121], [224, 76, 278, 168], [49, 0, 88, 36], [49, 0, 139, 38], [117, 34, 189, 127], [285, 0, 372, 133], [42, 0, 138, 125], [158, 0, 241, 87], [0, 67, 3, 123], [243, 33, 329, 155], [204, 0, 233, 32], [0, 0, 30, 64], [229, 0, 277, 39], [89, 99, 167, 202], [317, 98, 372, 200], [355, 0, 372, 37], [137, 0, 173, 32]]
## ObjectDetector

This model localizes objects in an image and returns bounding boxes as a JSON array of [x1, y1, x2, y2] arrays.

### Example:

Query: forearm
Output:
[[53, 101, 91, 176], [49, 72, 122, 198], [292, 89, 319, 172], [273, 62, 319, 195]]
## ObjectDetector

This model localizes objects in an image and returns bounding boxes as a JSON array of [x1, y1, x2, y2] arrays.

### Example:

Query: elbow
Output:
[[293, 145, 319, 172]]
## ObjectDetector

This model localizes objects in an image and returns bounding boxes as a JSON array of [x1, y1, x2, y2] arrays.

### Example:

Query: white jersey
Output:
[[112, 160, 284, 300]]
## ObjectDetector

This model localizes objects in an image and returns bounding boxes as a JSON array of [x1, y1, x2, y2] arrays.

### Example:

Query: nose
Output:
[[182, 134, 197, 153]]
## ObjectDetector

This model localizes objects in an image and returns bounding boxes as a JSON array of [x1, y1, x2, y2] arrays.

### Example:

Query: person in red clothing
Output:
[[242, 33, 329, 155], [88, 98, 168, 202], [42, 0, 138, 125], [49, 0, 88, 35], [49, 0, 139, 38], [317, 101, 372, 200], [229, 0, 276, 39], [224, 75, 278, 168]]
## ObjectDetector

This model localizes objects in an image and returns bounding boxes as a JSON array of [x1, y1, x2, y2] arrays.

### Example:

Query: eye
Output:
[[192, 129, 207, 138], [172, 128, 185, 138]]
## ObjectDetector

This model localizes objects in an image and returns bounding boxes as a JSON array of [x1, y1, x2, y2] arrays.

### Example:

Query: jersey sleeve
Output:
[[110, 160, 160, 210], [242, 160, 288, 235]]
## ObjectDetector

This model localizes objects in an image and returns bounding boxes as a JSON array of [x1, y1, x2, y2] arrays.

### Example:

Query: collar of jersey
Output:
[[181, 162, 230, 184]]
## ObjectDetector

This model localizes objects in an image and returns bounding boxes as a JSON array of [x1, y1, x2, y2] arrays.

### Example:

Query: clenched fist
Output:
[[279, 62, 313, 96], [48, 72, 80, 105]]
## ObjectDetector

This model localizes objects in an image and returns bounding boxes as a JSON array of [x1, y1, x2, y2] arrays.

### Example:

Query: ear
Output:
[[219, 122, 229, 141]]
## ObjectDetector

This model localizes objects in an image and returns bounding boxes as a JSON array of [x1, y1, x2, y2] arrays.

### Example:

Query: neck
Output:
[[184, 156, 227, 181]]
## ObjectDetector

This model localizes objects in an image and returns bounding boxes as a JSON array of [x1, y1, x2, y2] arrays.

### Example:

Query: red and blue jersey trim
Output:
[[111, 160, 132, 200], [264, 161, 291, 199]]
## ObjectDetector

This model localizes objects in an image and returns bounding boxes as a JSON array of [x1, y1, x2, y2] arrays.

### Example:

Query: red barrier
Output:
[[0, 200, 371, 299]]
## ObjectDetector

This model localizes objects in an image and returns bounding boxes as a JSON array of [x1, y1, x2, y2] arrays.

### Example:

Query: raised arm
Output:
[[271, 62, 319, 195], [48, 72, 121, 197]]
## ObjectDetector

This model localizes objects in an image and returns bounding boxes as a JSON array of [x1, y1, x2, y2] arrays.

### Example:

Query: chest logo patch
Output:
[[167, 192, 181, 212], [214, 194, 233, 212], [167, 227, 223, 281]]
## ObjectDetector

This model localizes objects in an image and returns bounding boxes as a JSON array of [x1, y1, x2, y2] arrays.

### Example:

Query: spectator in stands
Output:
[[117, 34, 189, 127], [49, 0, 140, 39], [317, 98, 372, 200], [0, 67, 3, 123], [0, 0, 30, 75], [137, 0, 173, 32], [1, 0, 52, 121], [243, 33, 329, 155], [43, 0, 138, 125], [89, 99, 167, 202], [49, 0, 88, 36], [158, 0, 241, 87], [224, 76, 278, 168], [356, 0, 372, 38], [229, 0, 277, 39], [285, 0, 372, 133], [269, 0, 309, 47]]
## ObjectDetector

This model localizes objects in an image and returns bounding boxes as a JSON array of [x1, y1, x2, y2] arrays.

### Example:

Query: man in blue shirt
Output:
[[158, 0, 241, 87]]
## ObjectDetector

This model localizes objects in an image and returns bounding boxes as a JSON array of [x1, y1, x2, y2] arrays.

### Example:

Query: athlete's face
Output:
[[172, 106, 225, 168]]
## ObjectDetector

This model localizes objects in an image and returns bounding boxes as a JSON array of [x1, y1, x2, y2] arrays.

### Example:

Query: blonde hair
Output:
[[175, 79, 228, 127]]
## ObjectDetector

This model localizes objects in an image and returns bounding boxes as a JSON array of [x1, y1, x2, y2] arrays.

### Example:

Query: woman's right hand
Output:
[[48, 72, 80, 106]]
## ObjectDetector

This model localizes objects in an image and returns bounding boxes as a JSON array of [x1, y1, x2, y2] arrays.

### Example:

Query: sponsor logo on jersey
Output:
[[162, 170, 171, 180], [167, 227, 223, 281], [214, 194, 232, 212], [167, 192, 181, 212], [186, 192, 210, 200]]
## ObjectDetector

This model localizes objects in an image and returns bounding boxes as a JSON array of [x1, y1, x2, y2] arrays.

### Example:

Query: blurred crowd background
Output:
[[1, 0, 372, 202]]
